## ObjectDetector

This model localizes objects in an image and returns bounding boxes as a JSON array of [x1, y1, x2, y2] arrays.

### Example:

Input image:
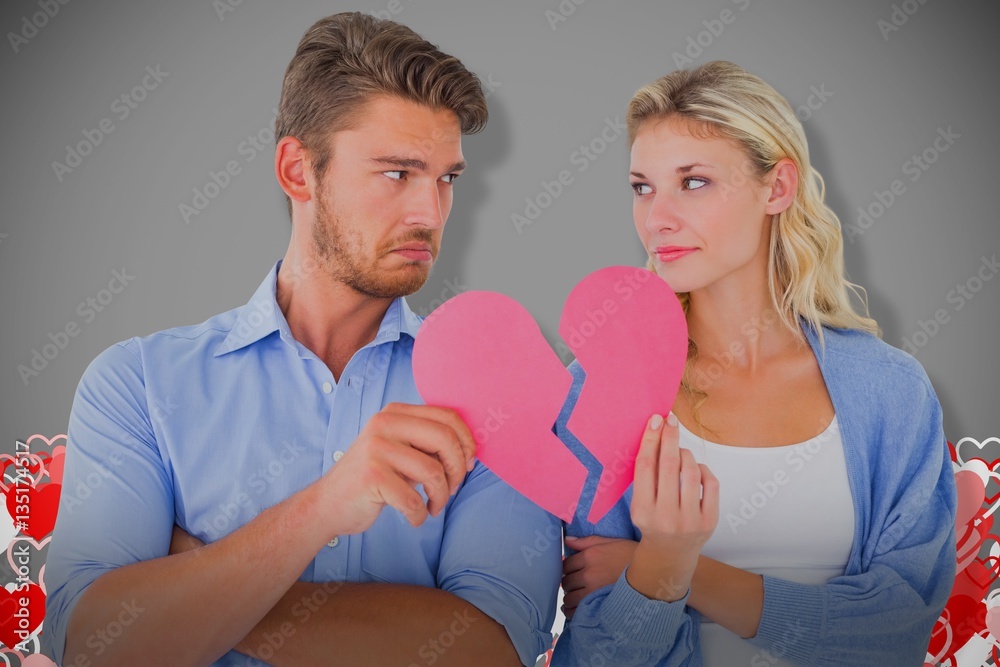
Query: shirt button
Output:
[[333, 450, 345, 462], [327, 537, 339, 548], [322, 381, 333, 394]]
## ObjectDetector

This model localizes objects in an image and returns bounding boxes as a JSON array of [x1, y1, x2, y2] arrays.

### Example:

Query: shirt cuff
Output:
[[745, 574, 824, 663], [449, 583, 550, 667], [595, 567, 691, 647]]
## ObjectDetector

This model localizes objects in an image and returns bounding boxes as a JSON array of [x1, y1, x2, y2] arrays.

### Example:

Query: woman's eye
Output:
[[384, 171, 405, 180], [631, 183, 652, 195], [684, 177, 708, 190]]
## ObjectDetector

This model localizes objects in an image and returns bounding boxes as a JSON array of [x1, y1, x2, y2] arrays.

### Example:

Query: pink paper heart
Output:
[[560, 267, 686, 523], [414, 291, 588, 521], [413, 266, 687, 523], [23, 655, 58, 667]]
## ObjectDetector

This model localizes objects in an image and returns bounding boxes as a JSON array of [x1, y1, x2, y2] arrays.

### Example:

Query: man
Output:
[[43, 13, 561, 666]]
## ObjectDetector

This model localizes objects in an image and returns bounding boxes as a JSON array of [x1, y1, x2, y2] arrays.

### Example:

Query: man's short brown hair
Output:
[[275, 12, 488, 217]]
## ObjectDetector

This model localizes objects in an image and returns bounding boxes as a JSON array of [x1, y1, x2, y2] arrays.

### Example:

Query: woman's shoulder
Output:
[[809, 322, 939, 408]]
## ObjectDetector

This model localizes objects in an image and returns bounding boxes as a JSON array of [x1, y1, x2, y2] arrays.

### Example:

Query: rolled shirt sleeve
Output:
[[437, 462, 562, 666], [42, 339, 174, 665]]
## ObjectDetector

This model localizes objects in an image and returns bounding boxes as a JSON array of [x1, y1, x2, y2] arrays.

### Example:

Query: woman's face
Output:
[[630, 116, 776, 296]]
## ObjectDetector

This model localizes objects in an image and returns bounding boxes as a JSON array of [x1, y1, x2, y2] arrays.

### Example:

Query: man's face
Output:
[[310, 94, 466, 298]]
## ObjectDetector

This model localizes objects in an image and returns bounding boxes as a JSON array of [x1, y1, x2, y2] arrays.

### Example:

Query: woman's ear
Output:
[[764, 158, 799, 215]]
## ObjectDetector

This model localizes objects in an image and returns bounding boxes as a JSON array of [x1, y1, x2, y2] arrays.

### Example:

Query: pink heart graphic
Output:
[[957, 469, 986, 529], [44, 447, 66, 486], [22, 434, 67, 453], [413, 266, 687, 523], [6, 535, 50, 575]]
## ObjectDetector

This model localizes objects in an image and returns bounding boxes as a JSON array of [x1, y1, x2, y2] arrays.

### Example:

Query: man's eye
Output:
[[384, 171, 405, 180], [440, 173, 461, 184], [684, 177, 709, 190], [631, 183, 652, 195]]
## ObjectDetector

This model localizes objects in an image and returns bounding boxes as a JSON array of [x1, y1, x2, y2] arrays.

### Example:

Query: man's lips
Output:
[[391, 244, 434, 262]]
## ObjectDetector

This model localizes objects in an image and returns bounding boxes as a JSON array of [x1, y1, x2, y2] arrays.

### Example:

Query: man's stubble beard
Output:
[[312, 188, 437, 299]]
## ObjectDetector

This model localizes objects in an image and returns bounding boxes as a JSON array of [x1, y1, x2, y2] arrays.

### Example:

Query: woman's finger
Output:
[[656, 412, 682, 514], [679, 447, 705, 526], [632, 413, 665, 513]]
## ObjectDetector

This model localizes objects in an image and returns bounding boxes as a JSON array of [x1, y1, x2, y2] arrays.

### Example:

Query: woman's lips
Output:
[[655, 247, 698, 262]]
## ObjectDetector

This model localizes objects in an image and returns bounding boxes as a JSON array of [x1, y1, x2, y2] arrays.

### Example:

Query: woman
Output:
[[551, 61, 957, 666]]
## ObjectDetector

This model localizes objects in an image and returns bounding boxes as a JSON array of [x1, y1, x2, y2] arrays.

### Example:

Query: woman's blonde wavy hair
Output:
[[627, 61, 879, 432]]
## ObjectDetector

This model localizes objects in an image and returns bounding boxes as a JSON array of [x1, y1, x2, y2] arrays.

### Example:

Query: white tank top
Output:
[[678, 415, 855, 666]]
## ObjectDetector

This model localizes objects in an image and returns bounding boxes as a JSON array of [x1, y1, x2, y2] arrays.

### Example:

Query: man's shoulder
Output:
[[85, 305, 243, 381]]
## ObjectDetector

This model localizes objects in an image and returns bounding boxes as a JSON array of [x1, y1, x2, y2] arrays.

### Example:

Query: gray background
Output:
[[3, 2, 998, 466]]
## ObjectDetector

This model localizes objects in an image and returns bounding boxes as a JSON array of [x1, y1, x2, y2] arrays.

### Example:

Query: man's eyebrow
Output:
[[369, 156, 467, 173]]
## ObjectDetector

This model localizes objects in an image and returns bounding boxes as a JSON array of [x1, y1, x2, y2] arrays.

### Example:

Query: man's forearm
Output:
[[688, 555, 764, 639], [63, 483, 333, 666], [235, 580, 523, 667]]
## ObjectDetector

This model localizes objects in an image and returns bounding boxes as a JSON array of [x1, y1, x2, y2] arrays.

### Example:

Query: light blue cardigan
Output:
[[552, 318, 958, 666]]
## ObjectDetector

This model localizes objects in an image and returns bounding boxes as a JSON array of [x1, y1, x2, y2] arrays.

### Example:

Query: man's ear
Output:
[[275, 135, 313, 206]]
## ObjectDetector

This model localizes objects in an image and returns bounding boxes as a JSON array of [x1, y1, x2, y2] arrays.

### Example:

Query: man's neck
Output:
[[276, 258, 393, 383]]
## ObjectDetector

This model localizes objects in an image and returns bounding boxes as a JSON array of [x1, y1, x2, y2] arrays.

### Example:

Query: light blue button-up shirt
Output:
[[44, 259, 562, 666]]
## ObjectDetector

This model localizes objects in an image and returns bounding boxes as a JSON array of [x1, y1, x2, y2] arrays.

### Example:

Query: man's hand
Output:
[[319, 402, 477, 536], [561, 536, 638, 619]]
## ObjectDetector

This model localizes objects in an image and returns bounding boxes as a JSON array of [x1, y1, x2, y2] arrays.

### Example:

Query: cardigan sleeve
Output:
[[744, 367, 958, 665]]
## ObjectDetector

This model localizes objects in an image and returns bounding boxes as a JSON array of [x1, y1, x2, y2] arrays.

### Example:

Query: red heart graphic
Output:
[[936, 594, 986, 664], [0, 584, 46, 650], [414, 266, 687, 523], [985, 459, 1000, 507], [0, 454, 47, 494], [4, 483, 61, 540], [963, 555, 1000, 593]]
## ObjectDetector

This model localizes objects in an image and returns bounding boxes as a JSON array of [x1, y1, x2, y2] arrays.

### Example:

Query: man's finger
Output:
[[373, 409, 469, 494], [377, 472, 430, 528], [386, 403, 476, 471], [379, 442, 452, 517]]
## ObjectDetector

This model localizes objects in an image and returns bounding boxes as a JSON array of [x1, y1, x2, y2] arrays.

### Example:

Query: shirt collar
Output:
[[214, 259, 422, 358]]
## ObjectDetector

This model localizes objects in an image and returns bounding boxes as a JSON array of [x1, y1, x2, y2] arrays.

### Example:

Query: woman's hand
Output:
[[626, 412, 719, 602], [561, 536, 639, 619]]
